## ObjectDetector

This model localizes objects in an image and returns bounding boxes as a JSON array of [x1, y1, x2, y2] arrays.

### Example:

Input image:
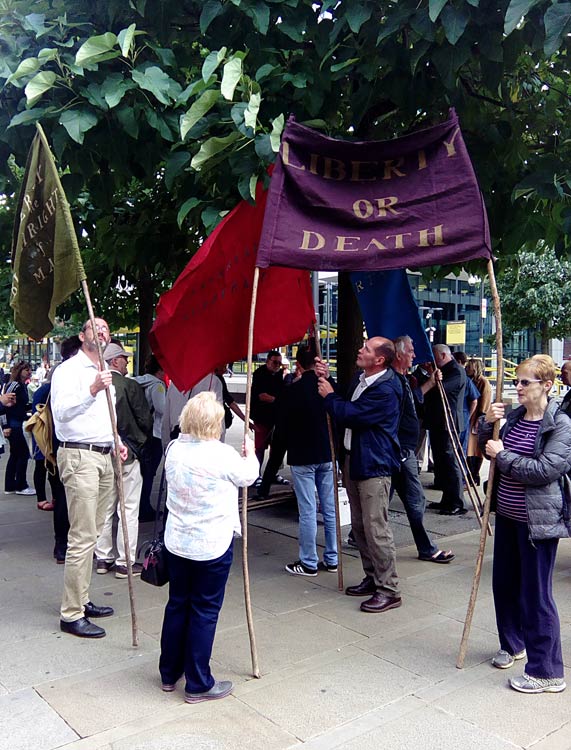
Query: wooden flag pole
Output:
[[457, 259, 503, 668], [241, 266, 261, 678], [313, 323, 344, 591], [81, 280, 138, 648]]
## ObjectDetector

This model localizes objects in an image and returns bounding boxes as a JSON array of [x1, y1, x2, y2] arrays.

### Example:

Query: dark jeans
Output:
[[258, 426, 287, 494], [493, 514, 563, 679], [391, 449, 438, 558], [159, 542, 233, 693], [139, 437, 163, 519], [429, 428, 464, 511], [5, 423, 30, 492], [35, 459, 69, 557]]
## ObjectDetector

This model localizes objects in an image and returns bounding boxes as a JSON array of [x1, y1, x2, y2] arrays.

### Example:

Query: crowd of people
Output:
[[3, 323, 571, 700]]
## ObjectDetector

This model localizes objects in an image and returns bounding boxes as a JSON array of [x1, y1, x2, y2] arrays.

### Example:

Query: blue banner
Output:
[[350, 270, 433, 364]]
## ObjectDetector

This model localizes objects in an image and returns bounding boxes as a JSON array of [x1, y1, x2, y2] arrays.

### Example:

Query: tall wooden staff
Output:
[[457, 259, 503, 668], [81, 281, 139, 648], [241, 266, 261, 678], [313, 323, 344, 591]]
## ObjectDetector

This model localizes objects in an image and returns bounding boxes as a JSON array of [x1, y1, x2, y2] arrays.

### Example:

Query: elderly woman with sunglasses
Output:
[[479, 354, 571, 694]]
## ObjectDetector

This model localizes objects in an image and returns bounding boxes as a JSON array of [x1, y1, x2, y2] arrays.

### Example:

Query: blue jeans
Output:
[[391, 449, 438, 558], [291, 463, 338, 569], [159, 542, 233, 693]]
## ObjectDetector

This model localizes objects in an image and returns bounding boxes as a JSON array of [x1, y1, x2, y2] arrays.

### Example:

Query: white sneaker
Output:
[[16, 487, 36, 496]]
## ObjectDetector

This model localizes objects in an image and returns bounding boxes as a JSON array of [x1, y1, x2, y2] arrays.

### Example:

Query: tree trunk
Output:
[[337, 272, 363, 391], [137, 268, 155, 375], [540, 321, 550, 355]]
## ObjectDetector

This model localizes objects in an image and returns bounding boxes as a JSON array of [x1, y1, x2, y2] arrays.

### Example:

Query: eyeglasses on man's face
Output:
[[513, 378, 543, 387]]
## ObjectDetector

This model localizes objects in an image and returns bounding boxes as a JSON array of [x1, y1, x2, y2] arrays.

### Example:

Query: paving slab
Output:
[[0, 688, 79, 750]]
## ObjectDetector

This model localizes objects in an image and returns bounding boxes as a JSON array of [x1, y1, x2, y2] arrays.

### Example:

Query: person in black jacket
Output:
[[282, 346, 338, 577], [3, 361, 35, 495], [424, 344, 467, 515], [317, 337, 403, 614]]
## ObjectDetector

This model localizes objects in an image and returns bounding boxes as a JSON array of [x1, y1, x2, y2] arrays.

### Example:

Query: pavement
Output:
[[3, 415, 571, 750]]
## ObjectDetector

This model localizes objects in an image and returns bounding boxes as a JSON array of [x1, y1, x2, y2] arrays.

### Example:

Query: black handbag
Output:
[[140, 466, 169, 587]]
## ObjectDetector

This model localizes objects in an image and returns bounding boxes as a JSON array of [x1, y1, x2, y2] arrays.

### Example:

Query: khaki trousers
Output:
[[95, 458, 142, 567], [58, 447, 115, 622], [344, 456, 399, 596]]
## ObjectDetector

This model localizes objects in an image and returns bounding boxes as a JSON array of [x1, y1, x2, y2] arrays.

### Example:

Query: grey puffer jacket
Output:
[[478, 398, 571, 540]]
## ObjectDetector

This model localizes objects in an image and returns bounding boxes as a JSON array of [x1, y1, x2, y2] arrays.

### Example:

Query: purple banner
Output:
[[257, 110, 491, 271]]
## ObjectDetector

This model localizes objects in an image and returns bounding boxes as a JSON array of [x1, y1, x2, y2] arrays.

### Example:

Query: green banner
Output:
[[10, 124, 85, 340]]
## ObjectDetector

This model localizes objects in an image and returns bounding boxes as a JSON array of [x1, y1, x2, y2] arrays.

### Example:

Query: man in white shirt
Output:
[[51, 318, 127, 638]]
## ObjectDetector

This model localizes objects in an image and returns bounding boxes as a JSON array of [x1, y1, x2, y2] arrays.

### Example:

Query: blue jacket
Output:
[[324, 369, 402, 480]]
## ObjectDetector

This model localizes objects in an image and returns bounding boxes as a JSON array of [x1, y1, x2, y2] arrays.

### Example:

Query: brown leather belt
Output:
[[61, 441, 112, 454]]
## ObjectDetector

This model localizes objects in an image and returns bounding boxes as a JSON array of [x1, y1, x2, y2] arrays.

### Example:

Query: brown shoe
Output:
[[360, 592, 402, 613], [345, 577, 376, 597]]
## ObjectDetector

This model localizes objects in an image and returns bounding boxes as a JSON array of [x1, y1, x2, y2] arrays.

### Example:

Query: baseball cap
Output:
[[103, 343, 131, 361]]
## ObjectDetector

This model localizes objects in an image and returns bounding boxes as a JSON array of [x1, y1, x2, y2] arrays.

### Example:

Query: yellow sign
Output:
[[446, 321, 466, 346]]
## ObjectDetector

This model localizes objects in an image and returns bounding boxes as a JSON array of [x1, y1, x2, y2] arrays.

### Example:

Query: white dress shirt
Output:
[[343, 369, 386, 451], [164, 434, 259, 561], [51, 349, 116, 445]]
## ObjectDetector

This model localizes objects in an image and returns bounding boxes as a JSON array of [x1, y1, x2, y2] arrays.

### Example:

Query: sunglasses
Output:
[[513, 378, 543, 387]]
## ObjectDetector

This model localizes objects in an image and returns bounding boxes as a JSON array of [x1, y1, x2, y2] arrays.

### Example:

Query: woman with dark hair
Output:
[[480, 354, 571, 694], [466, 358, 492, 485], [3, 361, 35, 495]]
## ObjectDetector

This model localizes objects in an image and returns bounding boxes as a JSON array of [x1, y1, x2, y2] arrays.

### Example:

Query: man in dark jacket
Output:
[[95, 343, 153, 578], [560, 361, 571, 418], [282, 346, 338, 577], [424, 344, 467, 515], [317, 337, 403, 614]]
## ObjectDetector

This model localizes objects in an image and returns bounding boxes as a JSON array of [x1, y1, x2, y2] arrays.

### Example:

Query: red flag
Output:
[[149, 186, 315, 391]]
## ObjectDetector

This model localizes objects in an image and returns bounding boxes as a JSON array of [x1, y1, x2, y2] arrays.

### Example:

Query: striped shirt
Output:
[[496, 418, 541, 522]]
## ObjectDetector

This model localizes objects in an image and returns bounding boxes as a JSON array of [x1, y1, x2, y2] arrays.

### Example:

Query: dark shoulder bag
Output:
[[140, 465, 169, 587]]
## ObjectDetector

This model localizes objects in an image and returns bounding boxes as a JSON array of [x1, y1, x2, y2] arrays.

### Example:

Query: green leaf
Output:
[[8, 108, 48, 129], [345, 5, 373, 34], [201, 206, 225, 233], [440, 4, 469, 45], [23, 13, 46, 37], [115, 105, 139, 138], [244, 91, 261, 130], [75, 32, 118, 66], [331, 57, 359, 73], [191, 132, 241, 171], [249, 173, 257, 200], [278, 20, 304, 42], [221, 57, 242, 100], [24, 71, 57, 106], [145, 109, 175, 141], [504, 0, 542, 36], [59, 108, 98, 144], [180, 89, 220, 140], [165, 151, 191, 190], [177, 197, 202, 228], [429, 0, 448, 22], [249, 2, 270, 34], [7, 57, 40, 84], [544, 3, 571, 56], [101, 74, 134, 108], [270, 113, 284, 151], [83, 82, 109, 110], [132, 66, 176, 105], [255, 133, 273, 160], [118, 23, 137, 58], [255, 63, 276, 81], [37, 48, 58, 64], [202, 47, 227, 82], [200, 0, 223, 33]]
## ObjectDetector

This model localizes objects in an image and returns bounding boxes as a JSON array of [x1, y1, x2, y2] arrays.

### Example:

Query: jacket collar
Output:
[[507, 397, 559, 433]]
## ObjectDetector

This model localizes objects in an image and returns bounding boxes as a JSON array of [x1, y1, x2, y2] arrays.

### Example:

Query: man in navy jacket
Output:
[[317, 337, 403, 614]]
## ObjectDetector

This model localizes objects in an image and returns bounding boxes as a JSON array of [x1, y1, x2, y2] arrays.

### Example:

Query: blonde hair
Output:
[[517, 354, 556, 384], [179, 391, 223, 440]]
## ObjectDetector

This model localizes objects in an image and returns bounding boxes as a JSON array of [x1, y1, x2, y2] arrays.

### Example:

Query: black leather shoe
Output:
[[84, 601, 114, 618], [360, 592, 402, 613], [427, 501, 442, 510], [60, 617, 106, 638], [440, 507, 468, 516], [345, 577, 376, 597]]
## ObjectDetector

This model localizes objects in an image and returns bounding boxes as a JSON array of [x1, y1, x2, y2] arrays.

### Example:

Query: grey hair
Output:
[[433, 344, 451, 357], [394, 335, 413, 355]]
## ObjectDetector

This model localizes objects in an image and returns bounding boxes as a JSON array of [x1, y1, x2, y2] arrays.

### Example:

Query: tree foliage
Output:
[[495, 247, 571, 353], [1, 0, 571, 361]]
